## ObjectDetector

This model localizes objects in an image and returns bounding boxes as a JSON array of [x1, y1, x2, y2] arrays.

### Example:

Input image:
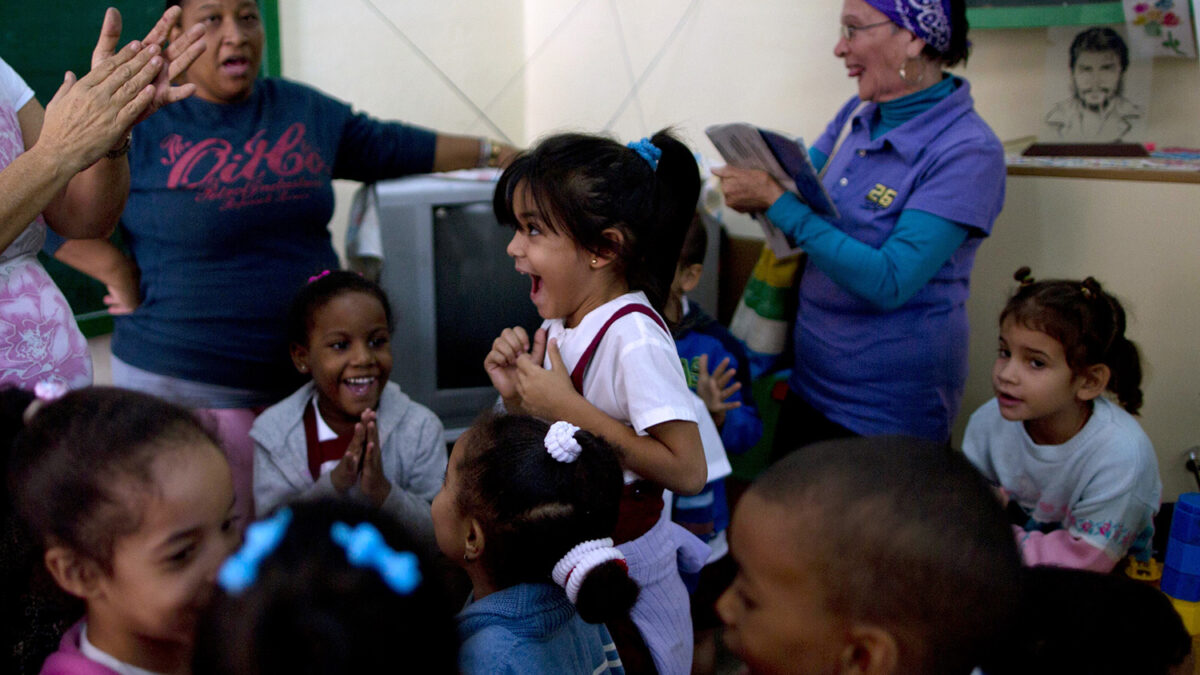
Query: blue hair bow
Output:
[[331, 521, 422, 595], [627, 138, 662, 171], [218, 507, 293, 594]]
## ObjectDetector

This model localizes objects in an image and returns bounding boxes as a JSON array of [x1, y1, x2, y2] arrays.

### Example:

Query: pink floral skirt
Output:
[[0, 256, 92, 390]]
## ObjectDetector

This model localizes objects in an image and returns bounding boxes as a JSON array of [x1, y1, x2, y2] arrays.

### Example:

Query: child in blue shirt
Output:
[[666, 216, 763, 674], [433, 413, 634, 674]]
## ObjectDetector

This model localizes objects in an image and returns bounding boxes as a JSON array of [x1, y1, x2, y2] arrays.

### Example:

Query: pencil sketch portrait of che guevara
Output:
[[1045, 27, 1144, 143]]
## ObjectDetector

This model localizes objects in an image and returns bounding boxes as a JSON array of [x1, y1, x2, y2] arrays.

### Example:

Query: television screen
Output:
[[374, 174, 542, 435], [432, 201, 541, 390]]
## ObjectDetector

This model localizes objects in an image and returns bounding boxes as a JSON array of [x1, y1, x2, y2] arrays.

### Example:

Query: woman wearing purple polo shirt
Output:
[[716, 0, 1004, 455]]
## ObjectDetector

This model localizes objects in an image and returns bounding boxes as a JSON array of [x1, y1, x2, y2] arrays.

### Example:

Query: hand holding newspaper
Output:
[[706, 123, 838, 258]]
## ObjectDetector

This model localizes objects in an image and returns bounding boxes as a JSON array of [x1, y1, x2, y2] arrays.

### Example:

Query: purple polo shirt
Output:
[[791, 78, 1005, 440]]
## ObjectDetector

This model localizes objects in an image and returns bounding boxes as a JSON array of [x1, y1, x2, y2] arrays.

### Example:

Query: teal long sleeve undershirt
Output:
[[772, 85, 968, 311], [766, 189, 968, 311]]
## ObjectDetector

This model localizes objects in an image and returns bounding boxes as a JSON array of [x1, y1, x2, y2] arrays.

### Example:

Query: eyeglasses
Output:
[[840, 19, 893, 42]]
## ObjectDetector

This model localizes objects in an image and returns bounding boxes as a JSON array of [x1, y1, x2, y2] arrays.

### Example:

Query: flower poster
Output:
[[1124, 0, 1196, 58]]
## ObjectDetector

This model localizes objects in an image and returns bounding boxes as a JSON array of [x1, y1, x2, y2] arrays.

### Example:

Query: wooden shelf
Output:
[[1008, 164, 1200, 184]]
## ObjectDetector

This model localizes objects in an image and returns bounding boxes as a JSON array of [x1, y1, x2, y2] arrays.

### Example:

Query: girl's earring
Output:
[[591, 258, 598, 266]]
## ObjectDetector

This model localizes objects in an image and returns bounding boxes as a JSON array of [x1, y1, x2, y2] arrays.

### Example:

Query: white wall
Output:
[[278, 1, 1200, 497], [277, 1, 527, 259]]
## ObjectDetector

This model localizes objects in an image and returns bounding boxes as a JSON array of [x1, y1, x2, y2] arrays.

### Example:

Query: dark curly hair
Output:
[[193, 499, 457, 674], [453, 413, 637, 624], [285, 270, 394, 348], [1001, 267, 1143, 414]]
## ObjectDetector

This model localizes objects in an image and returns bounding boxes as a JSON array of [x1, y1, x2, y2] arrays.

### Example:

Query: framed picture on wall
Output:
[[1040, 25, 1153, 143]]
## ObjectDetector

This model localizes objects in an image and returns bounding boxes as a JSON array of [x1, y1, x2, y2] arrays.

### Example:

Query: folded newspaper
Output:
[[706, 123, 838, 258]]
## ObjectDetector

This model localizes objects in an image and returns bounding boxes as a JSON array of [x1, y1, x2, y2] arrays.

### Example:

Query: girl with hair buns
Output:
[[963, 267, 1161, 572], [432, 413, 633, 674]]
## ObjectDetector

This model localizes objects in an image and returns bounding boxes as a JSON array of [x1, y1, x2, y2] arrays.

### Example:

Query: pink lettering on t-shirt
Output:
[[163, 123, 326, 194]]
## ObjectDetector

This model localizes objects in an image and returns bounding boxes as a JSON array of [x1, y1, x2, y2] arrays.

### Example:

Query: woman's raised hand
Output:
[[36, 7, 208, 173], [37, 40, 164, 174], [92, 7, 207, 122]]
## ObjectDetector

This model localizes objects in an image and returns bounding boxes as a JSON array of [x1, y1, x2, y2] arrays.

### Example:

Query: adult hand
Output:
[[91, 7, 207, 126], [515, 338, 582, 421], [695, 354, 742, 428], [37, 40, 164, 175], [712, 166, 787, 214]]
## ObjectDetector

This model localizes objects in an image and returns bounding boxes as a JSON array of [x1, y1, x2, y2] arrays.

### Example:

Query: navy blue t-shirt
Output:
[[109, 79, 436, 399]]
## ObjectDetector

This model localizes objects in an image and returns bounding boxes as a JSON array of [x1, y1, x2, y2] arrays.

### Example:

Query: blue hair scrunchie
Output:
[[216, 509, 422, 598], [218, 507, 293, 594], [331, 521, 422, 595], [627, 138, 662, 171]]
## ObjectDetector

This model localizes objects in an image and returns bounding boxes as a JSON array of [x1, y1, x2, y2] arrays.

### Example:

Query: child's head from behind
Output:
[[982, 565, 1192, 675], [432, 413, 637, 623], [995, 267, 1143, 424], [718, 436, 1021, 675], [7, 387, 237, 663], [286, 270, 395, 431], [494, 129, 701, 323], [193, 499, 457, 675]]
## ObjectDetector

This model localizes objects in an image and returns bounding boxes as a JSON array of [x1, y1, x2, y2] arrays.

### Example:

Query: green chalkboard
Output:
[[966, 0, 1125, 28], [0, 1, 280, 336]]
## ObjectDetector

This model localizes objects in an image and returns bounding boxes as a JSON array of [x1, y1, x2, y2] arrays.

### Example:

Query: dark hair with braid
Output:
[[286, 270, 394, 348], [493, 129, 701, 314], [452, 413, 637, 624], [1001, 267, 1144, 414]]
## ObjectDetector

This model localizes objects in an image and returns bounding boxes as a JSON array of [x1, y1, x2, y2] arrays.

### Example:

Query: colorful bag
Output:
[[725, 102, 866, 378], [728, 247, 802, 378]]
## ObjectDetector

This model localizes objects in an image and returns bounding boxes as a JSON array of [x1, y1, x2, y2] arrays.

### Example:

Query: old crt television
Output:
[[374, 174, 541, 437]]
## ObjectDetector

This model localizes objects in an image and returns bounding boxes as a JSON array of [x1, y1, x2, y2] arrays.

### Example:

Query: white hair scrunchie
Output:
[[544, 420, 582, 463], [551, 537, 626, 604]]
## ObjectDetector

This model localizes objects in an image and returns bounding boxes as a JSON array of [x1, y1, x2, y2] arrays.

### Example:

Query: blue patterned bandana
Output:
[[864, 0, 952, 53]]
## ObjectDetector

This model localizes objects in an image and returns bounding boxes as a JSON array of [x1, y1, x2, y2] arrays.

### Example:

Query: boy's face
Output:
[[717, 492, 852, 674]]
